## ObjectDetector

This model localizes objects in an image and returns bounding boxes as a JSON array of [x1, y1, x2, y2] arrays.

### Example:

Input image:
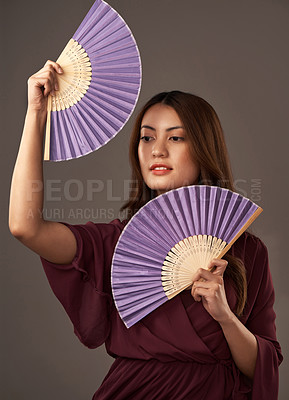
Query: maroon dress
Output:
[[41, 219, 282, 399]]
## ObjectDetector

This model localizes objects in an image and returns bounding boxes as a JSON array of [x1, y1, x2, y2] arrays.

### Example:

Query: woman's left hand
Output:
[[191, 259, 233, 323]]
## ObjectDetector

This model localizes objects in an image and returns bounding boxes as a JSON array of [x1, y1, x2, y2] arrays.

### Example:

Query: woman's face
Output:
[[138, 103, 200, 195]]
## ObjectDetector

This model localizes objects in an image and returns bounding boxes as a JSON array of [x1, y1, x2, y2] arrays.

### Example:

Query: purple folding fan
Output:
[[111, 185, 263, 328], [44, 0, 142, 161]]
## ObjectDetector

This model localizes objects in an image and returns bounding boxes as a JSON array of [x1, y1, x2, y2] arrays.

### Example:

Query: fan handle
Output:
[[44, 95, 52, 160]]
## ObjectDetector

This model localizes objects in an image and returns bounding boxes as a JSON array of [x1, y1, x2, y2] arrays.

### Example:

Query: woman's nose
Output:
[[152, 140, 168, 157]]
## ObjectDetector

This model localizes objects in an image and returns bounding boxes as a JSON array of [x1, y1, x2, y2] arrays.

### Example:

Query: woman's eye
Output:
[[140, 136, 153, 142], [170, 136, 184, 142]]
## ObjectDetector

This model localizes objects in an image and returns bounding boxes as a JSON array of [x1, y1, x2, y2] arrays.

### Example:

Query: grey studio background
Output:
[[1, 0, 288, 399]]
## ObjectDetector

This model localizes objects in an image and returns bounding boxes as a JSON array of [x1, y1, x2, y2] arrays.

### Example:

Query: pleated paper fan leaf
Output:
[[111, 185, 263, 328], [44, 0, 142, 161]]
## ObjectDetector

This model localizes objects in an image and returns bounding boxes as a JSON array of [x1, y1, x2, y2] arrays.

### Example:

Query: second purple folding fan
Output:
[[111, 185, 263, 328]]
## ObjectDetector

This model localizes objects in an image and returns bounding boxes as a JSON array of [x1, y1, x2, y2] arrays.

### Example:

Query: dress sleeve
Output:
[[40, 219, 124, 349], [241, 236, 283, 400]]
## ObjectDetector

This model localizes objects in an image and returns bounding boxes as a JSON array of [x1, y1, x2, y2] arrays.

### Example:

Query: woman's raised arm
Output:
[[9, 61, 77, 264]]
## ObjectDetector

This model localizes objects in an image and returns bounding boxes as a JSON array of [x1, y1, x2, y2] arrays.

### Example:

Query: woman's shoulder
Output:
[[57, 219, 127, 255], [87, 218, 127, 230], [231, 231, 269, 283], [85, 218, 127, 229], [66, 218, 127, 236], [232, 230, 268, 260]]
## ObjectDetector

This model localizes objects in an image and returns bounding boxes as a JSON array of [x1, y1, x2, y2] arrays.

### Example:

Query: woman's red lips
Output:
[[150, 164, 172, 170], [150, 164, 173, 175]]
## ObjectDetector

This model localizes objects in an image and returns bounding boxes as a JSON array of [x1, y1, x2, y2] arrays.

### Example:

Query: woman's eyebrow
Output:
[[166, 126, 184, 132], [140, 125, 156, 131], [140, 125, 184, 131]]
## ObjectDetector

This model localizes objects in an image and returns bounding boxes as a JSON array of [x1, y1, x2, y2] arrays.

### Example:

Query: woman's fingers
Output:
[[190, 259, 233, 322], [44, 60, 63, 74], [27, 61, 63, 110], [192, 286, 210, 302], [43, 61, 63, 93], [192, 259, 228, 282], [29, 73, 54, 96], [190, 259, 227, 302], [40, 62, 63, 94], [191, 280, 222, 302], [207, 258, 228, 276]]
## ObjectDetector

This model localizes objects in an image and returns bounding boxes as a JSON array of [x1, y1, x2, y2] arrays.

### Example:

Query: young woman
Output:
[[9, 61, 282, 399]]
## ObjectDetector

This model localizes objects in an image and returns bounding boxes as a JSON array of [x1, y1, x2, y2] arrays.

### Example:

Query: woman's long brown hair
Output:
[[121, 91, 247, 316]]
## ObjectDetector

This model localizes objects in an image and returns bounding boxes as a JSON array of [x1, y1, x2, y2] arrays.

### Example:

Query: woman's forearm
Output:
[[9, 108, 46, 238], [219, 313, 258, 380], [191, 263, 258, 380]]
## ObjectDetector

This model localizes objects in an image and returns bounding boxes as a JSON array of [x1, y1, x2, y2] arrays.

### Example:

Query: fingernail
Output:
[[58, 68, 63, 74]]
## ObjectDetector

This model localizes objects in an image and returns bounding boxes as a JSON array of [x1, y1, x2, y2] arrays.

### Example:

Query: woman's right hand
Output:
[[27, 60, 63, 113]]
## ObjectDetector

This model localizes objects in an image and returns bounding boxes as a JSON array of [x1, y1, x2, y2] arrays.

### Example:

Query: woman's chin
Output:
[[154, 185, 174, 196]]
